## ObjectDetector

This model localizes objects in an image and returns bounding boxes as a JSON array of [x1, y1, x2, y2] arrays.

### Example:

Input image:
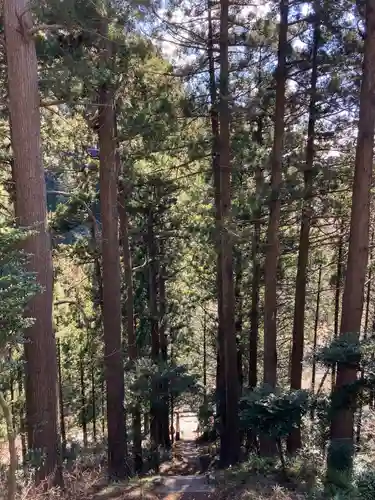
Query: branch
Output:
[[28, 24, 65, 37]]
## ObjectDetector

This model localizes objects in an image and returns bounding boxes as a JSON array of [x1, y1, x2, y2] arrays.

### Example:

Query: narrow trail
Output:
[[151, 439, 215, 499], [94, 413, 216, 500]]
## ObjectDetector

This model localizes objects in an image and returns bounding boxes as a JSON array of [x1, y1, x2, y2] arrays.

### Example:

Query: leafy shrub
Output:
[[355, 468, 375, 500]]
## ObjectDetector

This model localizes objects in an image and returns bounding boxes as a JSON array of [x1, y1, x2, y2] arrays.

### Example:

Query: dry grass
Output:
[[0, 465, 107, 500]]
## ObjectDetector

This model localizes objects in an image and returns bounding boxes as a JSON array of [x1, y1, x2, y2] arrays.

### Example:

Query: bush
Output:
[[355, 468, 375, 500]]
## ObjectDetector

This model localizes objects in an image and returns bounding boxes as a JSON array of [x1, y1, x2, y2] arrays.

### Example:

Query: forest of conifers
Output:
[[1, 0, 375, 498]]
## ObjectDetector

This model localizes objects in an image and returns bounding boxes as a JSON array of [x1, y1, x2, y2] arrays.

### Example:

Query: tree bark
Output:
[[331, 222, 344, 392], [118, 183, 143, 473], [235, 253, 244, 391], [79, 351, 88, 448], [261, 0, 288, 456], [98, 26, 128, 477], [327, 0, 375, 478], [159, 265, 171, 449], [4, 0, 61, 483], [287, 6, 319, 454], [207, 0, 227, 457], [57, 340, 67, 455], [249, 115, 263, 391], [0, 392, 17, 500], [91, 359, 97, 443], [219, 0, 240, 466], [311, 264, 322, 399]]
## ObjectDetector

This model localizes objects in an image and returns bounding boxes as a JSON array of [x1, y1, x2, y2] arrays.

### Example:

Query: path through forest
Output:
[[95, 413, 216, 500]]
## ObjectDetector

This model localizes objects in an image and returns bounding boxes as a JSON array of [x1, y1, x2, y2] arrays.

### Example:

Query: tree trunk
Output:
[[287, 6, 319, 454], [331, 222, 344, 392], [219, 0, 240, 466], [311, 264, 322, 399], [356, 230, 374, 446], [101, 375, 105, 437], [89, 357, 97, 443], [147, 209, 161, 454], [98, 27, 128, 476], [57, 340, 67, 455], [261, 0, 288, 456], [0, 392, 17, 500], [235, 252, 244, 391], [79, 352, 88, 448], [17, 366, 27, 464], [249, 114, 263, 390], [118, 183, 143, 473], [159, 266, 171, 449], [207, 0, 226, 457], [327, 0, 375, 479], [4, 0, 61, 483]]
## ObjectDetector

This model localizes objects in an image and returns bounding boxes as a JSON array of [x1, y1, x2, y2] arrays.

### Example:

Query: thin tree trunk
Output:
[[147, 210, 161, 450], [57, 340, 67, 455], [118, 183, 143, 473], [203, 311, 208, 436], [331, 223, 344, 392], [288, 6, 319, 454], [219, 0, 240, 466], [91, 360, 97, 443], [311, 264, 322, 400], [249, 113, 263, 391], [261, 0, 288, 456], [235, 253, 244, 391], [356, 229, 374, 446], [17, 366, 27, 464], [0, 392, 17, 500], [79, 352, 88, 448], [4, 0, 61, 483], [207, 0, 226, 457], [98, 20, 128, 477], [101, 375, 105, 437], [327, 0, 375, 478], [159, 266, 171, 449]]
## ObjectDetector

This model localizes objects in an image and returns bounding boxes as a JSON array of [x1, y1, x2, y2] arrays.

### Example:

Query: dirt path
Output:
[[149, 439, 215, 499], [95, 414, 215, 500]]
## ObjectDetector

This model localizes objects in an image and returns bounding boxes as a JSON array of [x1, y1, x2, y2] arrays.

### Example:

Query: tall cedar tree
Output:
[[4, 0, 61, 483], [327, 0, 375, 477], [118, 183, 143, 473], [98, 19, 128, 478], [261, 0, 288, 454], [219, 0, 240, 465], [207, 0, 227, 456], [288, 2, 320, 454]]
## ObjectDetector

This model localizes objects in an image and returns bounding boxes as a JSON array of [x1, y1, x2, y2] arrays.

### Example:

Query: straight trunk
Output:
[[98, 27, 128, 476], [91, 360, 97, 443], [4, 0, 61, 482], [249, 116, 263, 390], [263, 0, 289, 388], [147, 210, 161, 453], [207, 0, 226, 454], [327, 0, 375, 478], [311, 264, 322, 398], [287, 7, 319, 454], [57, 340, 67, 455], [235, 253, 244, 391], [159, 267, 171, 449], [79, 353, 88, 448], [118, 184, 143, 473], [261, 0, 288, 455], [219, 0, 240, 465], [355, 246, 372, 447], [17, 366, 27, 464], [331, 224, 344, 392]]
